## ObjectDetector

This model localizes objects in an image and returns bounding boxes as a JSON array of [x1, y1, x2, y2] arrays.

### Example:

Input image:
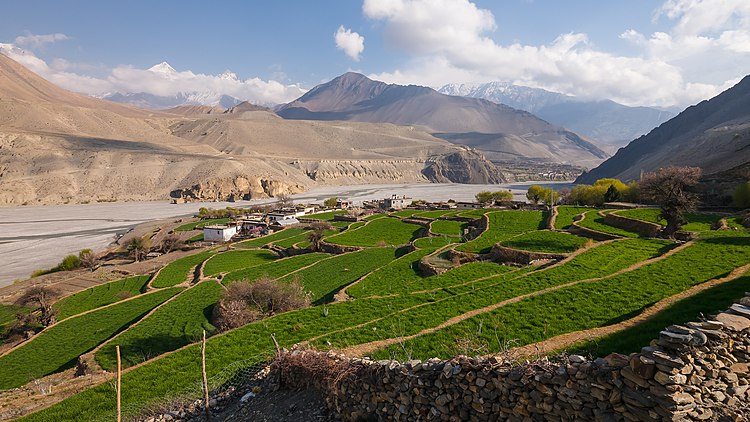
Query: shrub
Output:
[[160, 233, 184, 253], [15, 286, 60, 327], [323, 197, 338, 208], [212, 277, 310, 331], [78, 249, 99, 270]]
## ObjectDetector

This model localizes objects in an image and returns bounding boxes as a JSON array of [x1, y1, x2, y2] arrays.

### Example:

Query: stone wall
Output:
[[605, 213, 662, 238], [274, 295, 750, 421], [486, 244, 567, 265]]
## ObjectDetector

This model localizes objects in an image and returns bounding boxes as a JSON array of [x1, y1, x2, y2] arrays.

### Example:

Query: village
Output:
[[200, 193, 526, 243]]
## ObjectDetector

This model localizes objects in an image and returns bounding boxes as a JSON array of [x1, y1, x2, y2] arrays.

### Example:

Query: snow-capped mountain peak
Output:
[[148, 61, 177, 75]]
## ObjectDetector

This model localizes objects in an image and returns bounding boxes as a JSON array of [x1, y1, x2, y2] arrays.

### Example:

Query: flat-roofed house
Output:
[[203, 225, 238, 242]]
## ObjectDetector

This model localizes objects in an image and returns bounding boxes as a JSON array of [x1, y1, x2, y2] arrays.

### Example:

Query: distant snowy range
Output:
[[437, 82, 676, 150]]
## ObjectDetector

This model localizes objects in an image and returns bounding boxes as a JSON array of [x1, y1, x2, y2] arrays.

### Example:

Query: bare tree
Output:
[[79, 249, 99, 271], [212, 277, 310, 331], [275, 193, 294, 208], [640, 166, 702, 237], [15, 286, 60, 327], [160, 233, 184, 253], [307, 221, 332, 251], [125, 236, 151, 262]]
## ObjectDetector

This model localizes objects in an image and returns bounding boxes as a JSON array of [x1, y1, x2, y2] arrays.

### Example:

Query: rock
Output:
[[569, 355, 586, 364], [715, 313, 750, 331], [240, 392, 256, 402], [654, 371, 687, 385]]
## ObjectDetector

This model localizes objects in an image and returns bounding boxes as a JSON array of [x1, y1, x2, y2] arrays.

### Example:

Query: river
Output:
[[0, 182, 571, 287]]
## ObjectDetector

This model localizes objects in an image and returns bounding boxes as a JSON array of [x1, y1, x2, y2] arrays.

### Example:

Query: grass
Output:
[[305, 210, 346, 221], [221, 253, 330, 285], [187, 233, 204, 243], [500, 230, 589, 254], [430, 220, 468, 237], [391, 209, 421, 218], [617, 208, 745, 232], [0, 304, 27, 332], [96, 281, 223, 370], [277, 248, 398, 303], [20, 293, 431, 422], [151, 250, 215, 288], [414, 210, 460, 219], [456, 210, 547, 254], [456, 208, 493, 218], [174, 218, 231, 232], [202, 249, 278, 276], [372, 234, 750, 360], [0, 288, 181, 390], [565, 274, 750, 357], [53, 276, 150, 320], [555, 206, 591, 230], [347, 248, 439, 299], [326, 217, 424, 247], [577, 211, 641, 238], [234, 228, 306, 249]]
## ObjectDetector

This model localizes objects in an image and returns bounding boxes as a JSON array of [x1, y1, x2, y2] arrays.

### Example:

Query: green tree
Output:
[[492, 191, 513, 202], [125, 236, 151, 262], [603, 185, 621, 202], [526, 185, 547, 204], [733, 181, 750, 208], [323, 197, 338, 208], [475, 191, 494, 204]]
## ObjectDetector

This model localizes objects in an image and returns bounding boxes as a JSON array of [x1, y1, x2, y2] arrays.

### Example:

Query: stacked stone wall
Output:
[[274, 295, 750, 421]]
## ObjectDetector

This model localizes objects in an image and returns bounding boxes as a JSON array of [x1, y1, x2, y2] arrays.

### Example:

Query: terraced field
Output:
[[616, 208, 745, 232], [174, 218, 230, 232], [576, 210, 641, 238], [202, 249, 277, 276], [151, 250, 215, 288], [13, 208, 750, 422], [53, 275, 150, 320], [96, 281, 223, 370], [326, 217, 423, 247], [234, 228, 306, 249], [457, 210, 546, 253], [554, 206, 591, 230], [430, 219, 468, 237]]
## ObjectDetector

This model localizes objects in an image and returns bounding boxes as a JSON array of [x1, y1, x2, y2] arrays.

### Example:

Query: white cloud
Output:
[[0, 43, 306, 106], [334, 26, 365, 61], [14, 33, 69, 48], [362, 0, 750, 107]]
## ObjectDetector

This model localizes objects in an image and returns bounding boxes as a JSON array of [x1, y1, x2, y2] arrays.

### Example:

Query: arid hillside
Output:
[[0, 53, 503, 205]]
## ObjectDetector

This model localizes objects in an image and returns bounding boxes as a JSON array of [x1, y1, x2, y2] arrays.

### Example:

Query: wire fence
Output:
[[92, 350, 273, 422]]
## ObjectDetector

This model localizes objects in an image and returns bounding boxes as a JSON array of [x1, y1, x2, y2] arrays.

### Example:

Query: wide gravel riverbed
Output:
[[0, 182, 570, 287]]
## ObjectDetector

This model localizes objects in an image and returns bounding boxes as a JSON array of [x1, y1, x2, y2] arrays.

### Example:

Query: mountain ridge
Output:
[[277, 72, 608, 167], [576, 75, 750, 185]]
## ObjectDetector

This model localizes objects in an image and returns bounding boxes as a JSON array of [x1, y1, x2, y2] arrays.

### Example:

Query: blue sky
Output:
[[1, 0, 748, 107]]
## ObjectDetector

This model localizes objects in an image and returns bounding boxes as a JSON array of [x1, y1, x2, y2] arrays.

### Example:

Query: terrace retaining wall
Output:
[[486, 244, 567, 265], [605, 213, 662, 238], [274, 295, 750, 421]]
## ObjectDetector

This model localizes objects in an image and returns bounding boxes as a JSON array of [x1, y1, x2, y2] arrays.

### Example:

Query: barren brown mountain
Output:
[[0, 53, 503, 206], [277, 72, 609, 166]]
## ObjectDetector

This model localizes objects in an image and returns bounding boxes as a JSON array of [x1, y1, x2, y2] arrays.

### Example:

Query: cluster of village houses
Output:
[[202, 194, 489, 243]]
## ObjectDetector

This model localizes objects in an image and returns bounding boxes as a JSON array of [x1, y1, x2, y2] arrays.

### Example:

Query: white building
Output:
[[203, 225, 238, 242]]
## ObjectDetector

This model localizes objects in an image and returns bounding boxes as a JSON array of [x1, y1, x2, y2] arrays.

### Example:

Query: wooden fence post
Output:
[[202, 330, 210, 421], [116, 345, 122, 422]]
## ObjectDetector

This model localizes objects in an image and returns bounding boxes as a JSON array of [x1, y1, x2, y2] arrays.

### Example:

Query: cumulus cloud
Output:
[[334, 26, 365, 61], [14, 32, 69, 49], [0, 42, 306, 106], [362, 0, 750, 107]]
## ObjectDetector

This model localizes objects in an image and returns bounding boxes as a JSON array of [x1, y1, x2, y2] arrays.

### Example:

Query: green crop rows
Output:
[[617, 208, 744, 232], [202, 249, 277, 276], [151, 250, 215, 288], [222, 253, 330, 284], [457, 210, 546, 253], [15, 206, 750, 422], [555, 206, 591, 230], [53, 276, 150, 320], [373, 234, 750, 360], [277, 248, 398, 303], [0, 304, 27, 331], [500, 230, 589, 254], [566, 274, 750, 357], [97, 281, 222, 370], [305, 210, 346, 220], [414, 210, 460, 219], [430, 220, 468, 237], [234, 228, 306, 249], [326, 217, 423, 247], [577, 211, 641, 238], [0, 288, 181, 390]]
